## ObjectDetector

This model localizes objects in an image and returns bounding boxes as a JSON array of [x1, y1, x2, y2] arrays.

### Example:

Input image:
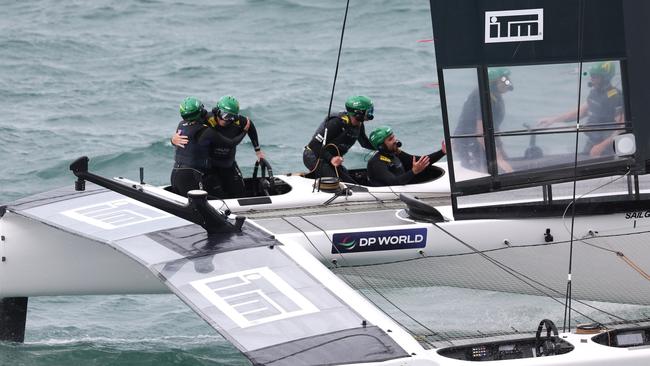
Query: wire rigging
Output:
[[313, 0, 351, 192], [563, 0, 586, 332], [298, 215, 453, 346]]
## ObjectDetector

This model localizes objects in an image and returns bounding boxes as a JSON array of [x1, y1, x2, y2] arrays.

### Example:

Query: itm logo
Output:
[[485, 8, 543, 44]]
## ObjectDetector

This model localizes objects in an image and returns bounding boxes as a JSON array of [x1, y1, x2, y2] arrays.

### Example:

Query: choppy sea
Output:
[[1, 1, 647, 365]]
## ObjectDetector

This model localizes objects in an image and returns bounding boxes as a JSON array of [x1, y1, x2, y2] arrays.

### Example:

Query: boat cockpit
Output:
[[164, 157, 447, 201], [438, 319, 650, 362]]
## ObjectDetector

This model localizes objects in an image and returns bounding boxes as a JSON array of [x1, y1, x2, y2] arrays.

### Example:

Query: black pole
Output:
[[70, 157, 243, 234]]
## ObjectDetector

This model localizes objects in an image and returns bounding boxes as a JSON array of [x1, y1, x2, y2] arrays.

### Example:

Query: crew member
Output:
[[454, 67, 514, 173], [367, 126, 446, 186], [174, 95, 265, 198], [303, 95, 375, 183], [170, 96, 210, 196], [538, 61, 624, 157]]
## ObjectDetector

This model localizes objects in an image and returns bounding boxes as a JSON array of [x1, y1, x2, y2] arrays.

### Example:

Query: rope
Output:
[[327, 0, 350, 118], [325, 143, 342, 179], [558, 169, 650, 283], [617, 252, 650, 281]]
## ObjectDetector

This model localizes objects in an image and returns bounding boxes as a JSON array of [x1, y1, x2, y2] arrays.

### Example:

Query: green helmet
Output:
[[345, 95, 374, 120], [488, 67, 511, 82], [589, 61, 615, 81], [369, 126, 393, 149], [216, 95, 240, 115], [179, 97, 204, 121]]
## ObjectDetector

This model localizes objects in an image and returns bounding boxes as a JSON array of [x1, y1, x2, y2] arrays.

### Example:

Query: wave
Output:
[[0, 340, 248, 366]]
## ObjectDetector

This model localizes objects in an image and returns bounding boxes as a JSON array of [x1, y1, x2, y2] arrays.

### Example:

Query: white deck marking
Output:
[[62, 199, 172, 229], [191, 267, 319, 328]]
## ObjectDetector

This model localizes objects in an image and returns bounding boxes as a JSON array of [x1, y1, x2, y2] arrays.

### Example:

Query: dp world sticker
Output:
[[332, 228, 427, 254]]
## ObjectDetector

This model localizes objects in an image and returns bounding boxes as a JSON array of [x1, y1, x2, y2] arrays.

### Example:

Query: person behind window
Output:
[[538, 61, 624, 157], [453, 67, 514, 173], [366, 126, 445, 186]]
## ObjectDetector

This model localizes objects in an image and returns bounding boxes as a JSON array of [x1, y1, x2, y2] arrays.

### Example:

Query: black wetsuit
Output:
[[303, 112, 375, 183], [171, 120, 210, 196], [367, 149, 445, 186], [453, 89, 505, 171], [584, 85, 623, 154], [203, 113, 261, 198]]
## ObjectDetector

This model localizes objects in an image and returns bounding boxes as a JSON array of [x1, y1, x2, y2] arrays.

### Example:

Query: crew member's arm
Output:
[[368, 157, 414, 186], [372, 152, 429, 186], [427, 149, 445, 164], [171, 131, 188, 147], [244, 118, 266, 160], [198, 126, 247, 148], [357, 124, 376, 150], [311, 117, 345, 164], [496, 147, 513, 173], [589, 103, 625, 157], [538, 103, 589, 127]]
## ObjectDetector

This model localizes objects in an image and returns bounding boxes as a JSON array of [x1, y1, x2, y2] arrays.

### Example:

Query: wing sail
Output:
[[5, 184, 416, 365]]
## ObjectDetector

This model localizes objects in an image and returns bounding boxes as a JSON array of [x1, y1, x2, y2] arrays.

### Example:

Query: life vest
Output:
[[307, 113, 360, 157], [586, 86, 623, 143], [207, 114, 248, 168], [173, 120, 210, 170], [367, 152, 405, 185]]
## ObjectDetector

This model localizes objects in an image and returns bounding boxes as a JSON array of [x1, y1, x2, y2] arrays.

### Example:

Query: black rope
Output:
[[327, 0, 350, 118], [564, 0, 586, 333]]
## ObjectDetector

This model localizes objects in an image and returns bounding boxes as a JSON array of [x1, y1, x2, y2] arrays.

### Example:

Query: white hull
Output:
[[3, 166, 650, 365], [2, 183, 648, 306]]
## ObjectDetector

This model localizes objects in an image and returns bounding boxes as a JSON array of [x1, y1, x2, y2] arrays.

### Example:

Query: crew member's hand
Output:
[[590, 139, 611, 157], [330, 156, 343, 167], [441, 140, 447, 154], [244, 118, 251, 132], [412, 155, 430, 175], [172, 132, 188, 148], [255, 149, 265, 161]]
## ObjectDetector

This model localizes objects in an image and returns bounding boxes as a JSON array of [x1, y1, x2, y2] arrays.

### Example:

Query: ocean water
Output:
[[0, 1, 441, 364], [0, 0, 443, 205], [0, 1, 644, 365]]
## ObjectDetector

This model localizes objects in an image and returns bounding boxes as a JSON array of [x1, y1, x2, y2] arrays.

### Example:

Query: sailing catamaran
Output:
[[2, 0, 650, 364]]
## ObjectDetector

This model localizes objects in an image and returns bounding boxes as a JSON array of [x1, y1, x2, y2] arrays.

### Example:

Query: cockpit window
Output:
[[445, 61, 628, 179]]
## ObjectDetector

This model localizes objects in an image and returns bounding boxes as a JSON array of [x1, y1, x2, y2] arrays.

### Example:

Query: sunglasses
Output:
[[219, 110, 237, 123], [365, 106, 374, 120]]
